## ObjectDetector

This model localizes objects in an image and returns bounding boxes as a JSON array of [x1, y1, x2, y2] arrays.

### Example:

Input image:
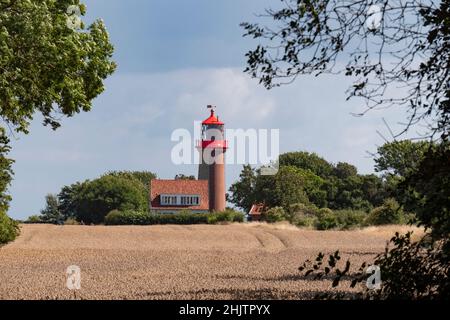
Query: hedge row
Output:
[[104, 209, 244, 225], [262, 199, 413, 230]]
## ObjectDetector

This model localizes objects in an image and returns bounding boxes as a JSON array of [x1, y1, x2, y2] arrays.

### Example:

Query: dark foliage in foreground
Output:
[[299, 233, 450, 300]]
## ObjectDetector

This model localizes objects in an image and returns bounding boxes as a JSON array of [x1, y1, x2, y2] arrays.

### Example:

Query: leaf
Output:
[[332, 277, 340, 287]]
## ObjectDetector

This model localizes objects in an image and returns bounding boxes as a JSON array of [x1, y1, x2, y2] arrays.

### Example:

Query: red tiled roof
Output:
[[202, 109, 224, 125], [150, 179, 209, 211], [249, 203, 265, 216]]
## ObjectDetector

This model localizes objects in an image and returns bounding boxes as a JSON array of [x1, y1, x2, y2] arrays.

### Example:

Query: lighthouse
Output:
[[149, 106, 227, 214], [197, 106, 228, 212]]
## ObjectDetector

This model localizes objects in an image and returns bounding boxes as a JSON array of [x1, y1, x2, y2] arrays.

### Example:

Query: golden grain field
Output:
[[0, 223, 423, 300]]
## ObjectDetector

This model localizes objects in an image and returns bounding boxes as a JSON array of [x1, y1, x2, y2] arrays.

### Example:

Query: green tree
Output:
[[0, 0, 116, 242], [333, 162, 357, 180], [76, 175, 148, 224], [0, 128, 13, 212], [40, 194, 63, 224], [280, 152, 333, 178], [103, 171, 156, 191], [275, 166, 310, 210], [295, 168, 326, 208], [57, 181, 86, 220], [0, 127, 17, 244], [360, 174, 386, 208], [58, 171, 154, 223], [227, 165, 256, 212], [229, 151, 386, 213], [0, 0, 116, 133], [374, 140, 431, 178], [399, 143, 450, 240]]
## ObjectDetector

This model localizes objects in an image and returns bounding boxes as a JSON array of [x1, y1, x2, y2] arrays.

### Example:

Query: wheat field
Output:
[[0, 223, 423, 300]]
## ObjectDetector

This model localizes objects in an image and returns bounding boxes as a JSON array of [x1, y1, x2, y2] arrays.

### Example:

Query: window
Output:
[[160, 194, 200, 206]]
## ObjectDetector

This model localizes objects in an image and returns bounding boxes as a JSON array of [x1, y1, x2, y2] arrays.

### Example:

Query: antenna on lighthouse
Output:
[[207, 105, 216, 113]]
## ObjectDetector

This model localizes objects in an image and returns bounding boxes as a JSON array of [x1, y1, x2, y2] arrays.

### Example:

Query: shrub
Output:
[[314, 208, 366, 230], [365, 198, 405, 226], [105, 210, 150, 225], [287, 202, 317, 222], [262, 207, 286, 223], [104, 210, 245, 226], [315, 208, 339, 230], [0, 210, 19, 244], [295, 215, 318, 228], [208, 210, 245, 224], [230, 211, 245, 223], [64, 218, 80, 225], [289, 202, 319, 216], [25, 215, 43, 224], [335, 210, 367, 229], [288, 203, 319, 227], [159, 211, 209, 225]]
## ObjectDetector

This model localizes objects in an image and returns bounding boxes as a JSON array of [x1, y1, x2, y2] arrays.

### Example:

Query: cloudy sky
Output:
[[8, 0, 408, 220]]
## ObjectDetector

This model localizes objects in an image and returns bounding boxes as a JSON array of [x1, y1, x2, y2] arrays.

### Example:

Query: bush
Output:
[[314, 208, 366, 230], [24, 215, 43, 224], [156, 211, 209, 225], [335, 209, 367, 230], [295, 215, 318, 228], [288, 202, 317, 221], [104, 209, 245, 226], [289, 202, 319, 215], [288, 203, 319, 227], [262, 207, 286, 223], [365, 198, 405, 226], [0, 210, 19, 244], [208, 210, 245, 224], [315, 208, 339, 230], [64, 218, 80, 225], [105, 210, 151, 225]]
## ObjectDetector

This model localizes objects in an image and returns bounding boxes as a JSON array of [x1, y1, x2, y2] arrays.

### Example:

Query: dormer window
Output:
[[160, 194, 200, 206]]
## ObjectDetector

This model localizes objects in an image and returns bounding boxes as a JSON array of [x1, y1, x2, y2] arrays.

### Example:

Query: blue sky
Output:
[[8, 0, 408, 220]]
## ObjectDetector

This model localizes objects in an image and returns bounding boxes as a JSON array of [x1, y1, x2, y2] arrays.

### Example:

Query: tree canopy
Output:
[[0, 0, 115, 242], [0, 0, 116, 133], [37, 171, 156, 224], [374, 140, 431, 178], [75, 175, 148, 224], [228, 151, 386, 213]]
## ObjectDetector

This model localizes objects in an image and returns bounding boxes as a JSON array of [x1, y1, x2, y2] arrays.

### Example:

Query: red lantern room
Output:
[[199, 106, 228, 150], [197, 105, 227, 212]]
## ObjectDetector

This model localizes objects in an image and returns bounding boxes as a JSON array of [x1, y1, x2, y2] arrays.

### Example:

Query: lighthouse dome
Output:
[[202, 107, 224, 125]]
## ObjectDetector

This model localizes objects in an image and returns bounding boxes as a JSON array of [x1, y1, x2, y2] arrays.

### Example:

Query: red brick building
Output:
[[150, 106, 228, 213]]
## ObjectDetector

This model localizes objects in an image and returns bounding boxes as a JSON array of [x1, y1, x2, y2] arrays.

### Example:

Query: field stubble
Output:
[[0, 223, 423, 299]]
